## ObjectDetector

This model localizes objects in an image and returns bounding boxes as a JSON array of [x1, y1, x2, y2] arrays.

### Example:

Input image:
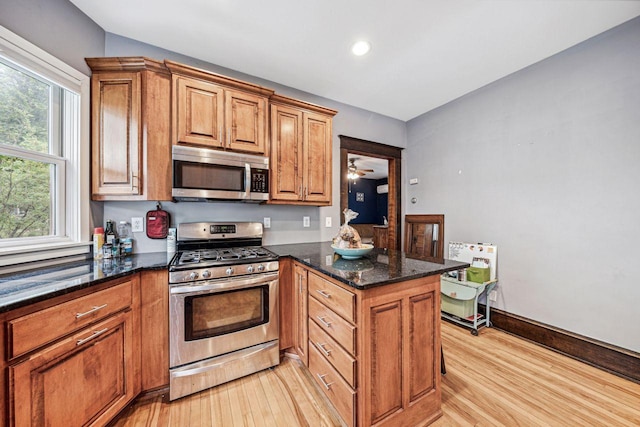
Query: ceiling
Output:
[[348, 154, 388, 180], [71, 0, 640, 121]]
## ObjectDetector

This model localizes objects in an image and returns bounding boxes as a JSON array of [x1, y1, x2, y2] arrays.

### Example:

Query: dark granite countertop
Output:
[[265, 242, 468, 290], [0, 242, 468, 313], [0, 252, 172, 313]]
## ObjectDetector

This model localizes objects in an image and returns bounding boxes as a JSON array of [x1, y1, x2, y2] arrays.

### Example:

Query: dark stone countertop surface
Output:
[[0, 252, 172, 313], [0, 242, 469, 313], [265, 242, 468, 290]]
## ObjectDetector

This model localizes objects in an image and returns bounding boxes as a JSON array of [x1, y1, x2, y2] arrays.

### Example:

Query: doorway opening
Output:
[[339, 135, 402, 250]]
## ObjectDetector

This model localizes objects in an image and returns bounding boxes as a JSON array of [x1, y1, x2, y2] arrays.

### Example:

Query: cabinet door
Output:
[[174, 77, 225, 148], [140, 270, 169, 391], [303, 112, 332, 204], [10, 310, 137, 427], [91, 72, 141, 197], [293, 264, 309, 366], [225, 89, 267, 154], [270, 104, 303, 201], [278, 258, 294, 350]]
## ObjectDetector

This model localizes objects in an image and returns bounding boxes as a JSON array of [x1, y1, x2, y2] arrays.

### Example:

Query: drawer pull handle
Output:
[[316, 290, 331, 299], [316, 342, 332, 357], [316, 316, 332, 328], [76, 328, 109, 346], [76, 304, 108, 319], [317, 373, 333, 390]]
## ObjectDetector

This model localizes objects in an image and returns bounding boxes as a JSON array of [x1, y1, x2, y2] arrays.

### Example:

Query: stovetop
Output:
[[172, 246, 278, 269], [168, 222, 280, 283]]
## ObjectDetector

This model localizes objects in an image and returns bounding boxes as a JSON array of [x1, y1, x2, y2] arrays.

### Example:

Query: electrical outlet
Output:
[[489, 290, 497, 302], [325, 216, 332, 227], [263, 217, 271, 229], [131, 217, 144, 233], [303, 216, 310, 227]]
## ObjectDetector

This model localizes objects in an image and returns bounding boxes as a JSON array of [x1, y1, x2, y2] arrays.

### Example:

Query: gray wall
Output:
[[0, 0, 104, 76], [103, 34, 406, 251], [406, 17, 640, 352]]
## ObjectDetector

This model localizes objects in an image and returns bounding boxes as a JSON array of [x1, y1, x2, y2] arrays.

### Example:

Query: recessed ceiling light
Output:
[[351, 41, 371, 56]]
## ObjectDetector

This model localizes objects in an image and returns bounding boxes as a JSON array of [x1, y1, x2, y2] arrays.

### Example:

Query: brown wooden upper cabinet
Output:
[[405, 214, 445, 262], [269, 95, 337, 205], [165, 60, 274, 155], [87, 57, 172, 201]]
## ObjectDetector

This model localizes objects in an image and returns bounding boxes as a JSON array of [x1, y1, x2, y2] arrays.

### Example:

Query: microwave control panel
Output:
[[251, 168, 269, 193]]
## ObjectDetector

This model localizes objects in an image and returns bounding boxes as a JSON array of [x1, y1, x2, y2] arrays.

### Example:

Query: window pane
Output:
[[0, 155, 53, 239], [0, 60, 50, 153]]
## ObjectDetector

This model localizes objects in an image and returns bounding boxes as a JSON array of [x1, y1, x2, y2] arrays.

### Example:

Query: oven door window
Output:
[[174, 160, 245, 191], [184, 285, 269, 340]]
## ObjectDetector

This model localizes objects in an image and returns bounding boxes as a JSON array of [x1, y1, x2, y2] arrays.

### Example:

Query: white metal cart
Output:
[[441, 242, 498, 335]]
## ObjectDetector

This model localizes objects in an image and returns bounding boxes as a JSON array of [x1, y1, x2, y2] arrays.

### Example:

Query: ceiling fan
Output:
[[347, 158, 374, 179]]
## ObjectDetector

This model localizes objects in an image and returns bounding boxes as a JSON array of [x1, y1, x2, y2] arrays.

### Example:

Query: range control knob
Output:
[[189, 272, 199, 281], [257, 264, 265, 272], [247, 265, 254, 273], [226, 267, 234, 276], [202, 270, 211, 279]]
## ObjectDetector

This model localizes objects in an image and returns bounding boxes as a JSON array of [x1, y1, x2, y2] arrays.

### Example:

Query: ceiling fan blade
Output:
[[356, 171, 367, 176], [358, 169, 374, 173]]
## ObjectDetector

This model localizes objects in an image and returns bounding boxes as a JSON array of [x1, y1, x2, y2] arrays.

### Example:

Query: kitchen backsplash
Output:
[[102, 201, 322, 253]]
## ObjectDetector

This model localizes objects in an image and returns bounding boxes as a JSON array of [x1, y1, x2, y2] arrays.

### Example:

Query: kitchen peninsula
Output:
[[0, 245, 466, 427], [268, 242, 467, 427]]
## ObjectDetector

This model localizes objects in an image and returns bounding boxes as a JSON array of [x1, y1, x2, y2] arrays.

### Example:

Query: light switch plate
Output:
[[325, 216, 332, 227], [131, 217, 144, 233], [303, 216, 310, 227], [263, 217, 271, 229], [489, 290, 497, 302]]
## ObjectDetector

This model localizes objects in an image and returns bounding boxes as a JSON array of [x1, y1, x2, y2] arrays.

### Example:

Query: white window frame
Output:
[[0, 25, 90, 266]]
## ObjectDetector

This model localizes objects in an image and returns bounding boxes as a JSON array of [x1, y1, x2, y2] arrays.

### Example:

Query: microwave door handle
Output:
[[245, 163, 251, 199]]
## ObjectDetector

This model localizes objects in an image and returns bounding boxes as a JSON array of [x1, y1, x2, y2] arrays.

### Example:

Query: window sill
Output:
[[0, 241, 91, 270]]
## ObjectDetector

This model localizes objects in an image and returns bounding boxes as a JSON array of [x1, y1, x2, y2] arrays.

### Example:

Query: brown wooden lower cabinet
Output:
[[299, 264, 442, 427], [2, 276, 141, 427], [139, 269, 169, 391]]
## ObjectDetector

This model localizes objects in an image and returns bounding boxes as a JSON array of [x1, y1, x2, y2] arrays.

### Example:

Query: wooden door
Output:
[[91, 72, 141, 197], [225, 89, 267, 153], [10, 311, 137, 427], [405, 215, 445, 262], [293, 264, 309, 366], [303, 112, 332, 204], [270, 104, 303, 201], [174, 76, 225, 148]]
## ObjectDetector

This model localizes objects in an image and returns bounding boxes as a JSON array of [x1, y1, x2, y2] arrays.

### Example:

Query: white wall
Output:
[[406, 18, 640, 352], [103, 34, 406, 249]]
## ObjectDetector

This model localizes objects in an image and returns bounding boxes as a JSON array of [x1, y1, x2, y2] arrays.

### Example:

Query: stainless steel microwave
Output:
[[172, 145, 269, 202]]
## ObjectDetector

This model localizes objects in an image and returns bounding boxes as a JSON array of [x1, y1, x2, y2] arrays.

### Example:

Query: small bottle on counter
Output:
[[93, 227, 104, 259], [105, 220, 117, 245], [118, 221, 133, 255]]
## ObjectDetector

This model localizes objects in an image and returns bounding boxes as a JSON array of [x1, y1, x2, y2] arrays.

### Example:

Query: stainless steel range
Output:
[[168, 222, 279, 401]]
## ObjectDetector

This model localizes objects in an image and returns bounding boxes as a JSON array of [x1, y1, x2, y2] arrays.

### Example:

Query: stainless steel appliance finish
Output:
[[168, 222, 279, 400], [172, 145, 269, 202]]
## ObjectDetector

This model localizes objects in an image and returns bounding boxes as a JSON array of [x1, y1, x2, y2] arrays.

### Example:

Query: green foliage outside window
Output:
[[0, 60, 54, 239]]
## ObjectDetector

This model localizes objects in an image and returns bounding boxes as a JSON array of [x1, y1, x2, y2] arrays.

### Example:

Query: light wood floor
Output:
[[113, 322, 640, 426]]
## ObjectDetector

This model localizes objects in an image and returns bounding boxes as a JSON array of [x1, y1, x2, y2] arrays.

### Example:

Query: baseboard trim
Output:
[[487, 306, 640, 384]]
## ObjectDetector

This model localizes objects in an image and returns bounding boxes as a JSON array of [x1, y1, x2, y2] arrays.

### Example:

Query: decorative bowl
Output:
[[331, 243, 374, 260]]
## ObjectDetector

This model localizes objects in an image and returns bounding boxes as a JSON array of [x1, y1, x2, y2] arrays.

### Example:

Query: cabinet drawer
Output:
[[309, 344, 356, 427], [309, 320, 356, 388], [308, 272, 355, 323], [8, 280, 133, 359], [309, 297, 356, 355]]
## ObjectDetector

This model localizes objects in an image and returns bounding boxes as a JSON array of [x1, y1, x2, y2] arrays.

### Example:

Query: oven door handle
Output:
[[170, 272, 279, 295]]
